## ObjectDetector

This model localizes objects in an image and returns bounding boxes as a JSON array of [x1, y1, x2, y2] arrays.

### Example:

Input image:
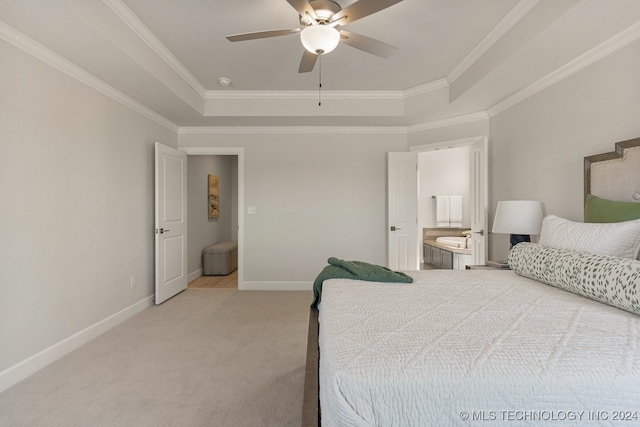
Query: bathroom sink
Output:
[[435, 236, 472, 249]]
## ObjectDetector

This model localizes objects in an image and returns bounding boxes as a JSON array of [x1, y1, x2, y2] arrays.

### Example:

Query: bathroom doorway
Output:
[[411, 137, 488, 267]]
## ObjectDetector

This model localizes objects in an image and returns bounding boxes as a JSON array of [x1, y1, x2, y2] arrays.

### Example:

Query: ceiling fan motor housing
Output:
[[300, 0, 342, 25]]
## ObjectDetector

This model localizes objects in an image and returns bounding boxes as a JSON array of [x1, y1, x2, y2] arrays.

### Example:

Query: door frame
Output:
[[181, 146, 245, 290], [410, 136, 488, 265]]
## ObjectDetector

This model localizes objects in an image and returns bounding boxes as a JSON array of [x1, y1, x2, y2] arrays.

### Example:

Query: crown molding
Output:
[[407, 112, 489, 133], [488, 19, 640, 117], [403, 79, 449, 98], [205, 79, 449, 101], [177, 111, 490, 134], [447, 0, 540, 84], [0, 20, 179, 133], [205, 89, 404, 101], [102, 0, 208, 98], [179, 125, 407, 134]]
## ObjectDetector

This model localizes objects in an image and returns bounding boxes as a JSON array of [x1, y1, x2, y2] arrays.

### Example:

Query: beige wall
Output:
[[489, 39, 640, 260], [179, 131, 408, 284], [0, 40, 177, 375]]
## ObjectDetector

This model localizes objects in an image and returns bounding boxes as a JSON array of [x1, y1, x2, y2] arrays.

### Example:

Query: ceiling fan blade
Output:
[[226, 28, 300, 42], [298, 50, 318, 73], [339, 30, 397, 58], [286, 0, 317, 22], [331, 0, 403, 25]]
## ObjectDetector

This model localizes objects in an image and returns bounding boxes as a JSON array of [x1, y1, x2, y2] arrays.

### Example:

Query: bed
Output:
[[302, 138, 640, 426]]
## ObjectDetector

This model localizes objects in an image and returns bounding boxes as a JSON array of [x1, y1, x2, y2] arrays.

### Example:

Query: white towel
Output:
[[436, 195, 450, 227], [449, 195, 462, 227]]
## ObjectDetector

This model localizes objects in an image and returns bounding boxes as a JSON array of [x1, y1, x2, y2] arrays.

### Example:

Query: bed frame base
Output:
[[302, 307, 320, 427]]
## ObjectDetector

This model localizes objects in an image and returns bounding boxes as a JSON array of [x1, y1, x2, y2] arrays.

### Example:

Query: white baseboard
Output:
[[0, 295, 154, 394], [187, 268, 203, 283], [241, 281, 313, 291]]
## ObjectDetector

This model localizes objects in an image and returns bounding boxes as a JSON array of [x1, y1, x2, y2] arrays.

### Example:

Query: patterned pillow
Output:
[[538, 215, 640, 259], [509, 243, 640, 315]]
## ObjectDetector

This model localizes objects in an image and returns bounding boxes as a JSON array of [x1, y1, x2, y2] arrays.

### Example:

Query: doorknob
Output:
[[154, 228, 171, 234], [473, 230, 484, 236], [390, 226, 402, 231]]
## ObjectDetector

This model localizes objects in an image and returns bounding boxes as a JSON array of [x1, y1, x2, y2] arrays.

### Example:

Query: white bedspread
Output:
[[318, 270, 640, 426]]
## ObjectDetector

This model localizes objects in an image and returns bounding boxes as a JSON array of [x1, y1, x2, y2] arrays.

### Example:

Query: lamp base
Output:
[[510, 234, 530, 247]]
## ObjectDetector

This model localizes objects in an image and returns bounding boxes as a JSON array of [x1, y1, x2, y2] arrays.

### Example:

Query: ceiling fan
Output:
[[226, 0, 404, 73]]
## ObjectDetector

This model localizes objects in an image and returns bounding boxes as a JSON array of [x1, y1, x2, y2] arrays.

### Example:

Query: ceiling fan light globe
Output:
[[300, 25, 340, 55]]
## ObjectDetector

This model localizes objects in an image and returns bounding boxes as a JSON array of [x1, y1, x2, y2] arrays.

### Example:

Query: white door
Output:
[[154, 142, 188, 304], [469, 138, 488, 265], [388, 152, 419, 270]]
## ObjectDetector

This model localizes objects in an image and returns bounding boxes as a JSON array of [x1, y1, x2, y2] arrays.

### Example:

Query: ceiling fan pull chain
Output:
[[318, 54, 322, 106]]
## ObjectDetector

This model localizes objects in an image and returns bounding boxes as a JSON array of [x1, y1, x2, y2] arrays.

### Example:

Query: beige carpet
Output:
[[0, 289, 312, 427]]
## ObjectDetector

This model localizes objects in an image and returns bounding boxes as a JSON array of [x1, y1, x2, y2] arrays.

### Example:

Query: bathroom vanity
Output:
[[423, 239, 471, 270]]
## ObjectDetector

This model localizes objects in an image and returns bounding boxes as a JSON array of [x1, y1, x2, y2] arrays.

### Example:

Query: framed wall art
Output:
[[208, 174, 220, 219]]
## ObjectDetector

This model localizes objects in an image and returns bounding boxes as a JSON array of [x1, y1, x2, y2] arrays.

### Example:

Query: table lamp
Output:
[[492, 200, 543, 247]]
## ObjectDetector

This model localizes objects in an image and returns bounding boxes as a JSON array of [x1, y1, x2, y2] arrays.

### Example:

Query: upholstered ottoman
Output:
[[203, 241, 238, 275]]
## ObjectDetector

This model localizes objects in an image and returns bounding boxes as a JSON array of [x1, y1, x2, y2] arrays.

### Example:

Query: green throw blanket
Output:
[[311, 257, 413, 308]]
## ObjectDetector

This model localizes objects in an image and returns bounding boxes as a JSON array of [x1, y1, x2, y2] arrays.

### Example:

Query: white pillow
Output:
[[538, 215, 640, 259]]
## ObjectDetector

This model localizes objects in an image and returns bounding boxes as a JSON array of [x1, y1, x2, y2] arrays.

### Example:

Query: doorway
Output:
[[410, 137, 488, 267], [181, 147, 245, 289]]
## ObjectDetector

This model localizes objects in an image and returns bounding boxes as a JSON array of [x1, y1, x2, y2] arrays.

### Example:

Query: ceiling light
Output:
[[218, 77, 231, 87], [300, 25, 340, 55]]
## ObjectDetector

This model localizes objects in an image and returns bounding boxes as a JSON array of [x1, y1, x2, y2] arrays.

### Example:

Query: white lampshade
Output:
[[492, 200, 543, 235], [300, 25, 340, 54]]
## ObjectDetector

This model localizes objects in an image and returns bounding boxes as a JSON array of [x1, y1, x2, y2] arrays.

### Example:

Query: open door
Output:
[[469, 138, 488, 265], [154, 142, 188, 304], [388, 152, 419, 270]]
